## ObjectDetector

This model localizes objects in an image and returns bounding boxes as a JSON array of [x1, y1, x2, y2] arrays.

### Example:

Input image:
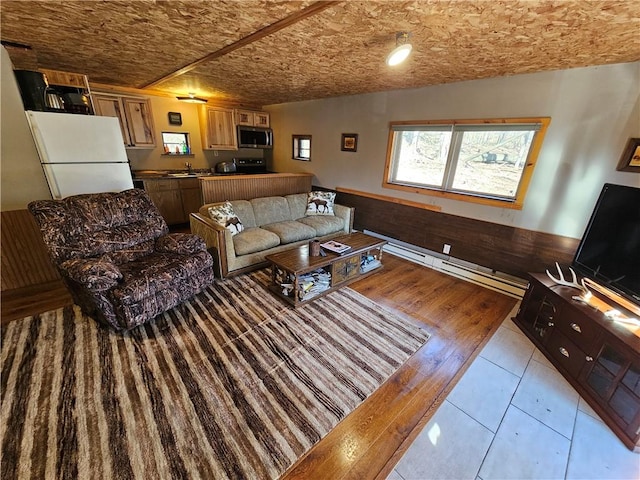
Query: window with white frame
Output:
[[384, 118, 550, 208], [292, 135, 312, 161]]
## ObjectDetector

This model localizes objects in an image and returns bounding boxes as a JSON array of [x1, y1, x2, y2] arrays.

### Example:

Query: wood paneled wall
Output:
[[200, 173, 313, 204], [1, 188, 579, 291], [1, 209, 60, 291], [335, 189, 580, 279]]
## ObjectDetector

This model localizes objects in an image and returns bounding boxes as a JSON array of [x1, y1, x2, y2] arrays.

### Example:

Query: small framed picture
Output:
[[168, 112, 182, 126], [341, 133, 358, 152], [616, 138, 640, 172]]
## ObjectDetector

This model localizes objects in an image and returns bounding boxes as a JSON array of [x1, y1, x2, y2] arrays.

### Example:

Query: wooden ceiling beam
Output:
[[141, 0, 341, 89]]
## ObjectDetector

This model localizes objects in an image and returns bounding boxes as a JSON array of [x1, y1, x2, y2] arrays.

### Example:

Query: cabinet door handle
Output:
[[548, 322, 555, 327], [570, 323, 582, 333], [585, 356, 593, 362], [559, 347, 569, 358]]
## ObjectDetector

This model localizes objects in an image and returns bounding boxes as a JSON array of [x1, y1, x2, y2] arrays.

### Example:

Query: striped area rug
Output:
[[1, 269, 429, 480]]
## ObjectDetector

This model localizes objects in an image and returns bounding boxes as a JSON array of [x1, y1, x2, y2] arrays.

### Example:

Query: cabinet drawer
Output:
[[143, 179, 178, 192], [547, 330, 589, 378], [555, 306, 600, 352], [332, 256, 360, 285]]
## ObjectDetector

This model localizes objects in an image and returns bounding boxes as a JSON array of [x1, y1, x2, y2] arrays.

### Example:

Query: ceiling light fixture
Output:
[[176, 93, 208, 104], [386, 32, 412, 66]]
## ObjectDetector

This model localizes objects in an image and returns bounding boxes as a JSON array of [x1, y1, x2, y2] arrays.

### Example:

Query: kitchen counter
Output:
[[132, 169, 213, 179]]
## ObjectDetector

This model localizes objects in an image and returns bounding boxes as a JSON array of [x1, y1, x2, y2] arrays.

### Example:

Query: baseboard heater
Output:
[[363, 230, 527, 299]]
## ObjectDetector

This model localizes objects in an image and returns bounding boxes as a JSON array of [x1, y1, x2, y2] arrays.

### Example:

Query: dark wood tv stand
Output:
[[514, 273, 640, 451]]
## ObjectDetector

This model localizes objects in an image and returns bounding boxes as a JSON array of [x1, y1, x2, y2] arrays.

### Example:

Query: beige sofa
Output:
[[190, 193, 354, 278]]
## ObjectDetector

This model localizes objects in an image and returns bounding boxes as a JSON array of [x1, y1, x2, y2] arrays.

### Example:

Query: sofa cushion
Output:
[[262, 221, 316, 244], [208, 201, 244, 236], [233, 227, 280, 256], [229, 200, 257, 228], [285, 193, 309, 220], [305, 191, 336, 216], [250, 196, 292, 226], [297, 215, 345, 236]]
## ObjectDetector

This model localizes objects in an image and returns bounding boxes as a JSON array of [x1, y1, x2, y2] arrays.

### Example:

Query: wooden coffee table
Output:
[[265, 232, 386, 307]]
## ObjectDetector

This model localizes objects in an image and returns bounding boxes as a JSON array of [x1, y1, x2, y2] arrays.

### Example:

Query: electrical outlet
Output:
[[443, 244, 451, 255], [214, 150, 219, 157]]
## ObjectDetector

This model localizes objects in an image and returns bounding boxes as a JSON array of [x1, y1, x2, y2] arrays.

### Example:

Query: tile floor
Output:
[[388, 305, 640, 480]]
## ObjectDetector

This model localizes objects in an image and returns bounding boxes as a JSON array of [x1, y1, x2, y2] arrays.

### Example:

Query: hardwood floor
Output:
[[282, 254, 517, 479], [1, 279, 72, 325], [0, 254, 517, 479]]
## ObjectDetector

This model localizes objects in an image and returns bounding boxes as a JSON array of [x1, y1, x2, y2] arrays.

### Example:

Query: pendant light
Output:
[[176, 92, 208, 104], [386, 32, 412, 66]]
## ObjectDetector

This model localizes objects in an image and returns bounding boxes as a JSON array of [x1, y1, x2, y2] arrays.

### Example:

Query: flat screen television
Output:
[[572, 183, 640, 308]]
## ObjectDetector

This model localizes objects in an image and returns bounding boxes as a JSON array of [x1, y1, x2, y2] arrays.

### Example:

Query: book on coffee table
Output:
[[320, 240, 351, 254]]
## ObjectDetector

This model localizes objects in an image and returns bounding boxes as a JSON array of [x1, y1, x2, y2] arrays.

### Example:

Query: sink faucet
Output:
[[185, 162, 193, 174]]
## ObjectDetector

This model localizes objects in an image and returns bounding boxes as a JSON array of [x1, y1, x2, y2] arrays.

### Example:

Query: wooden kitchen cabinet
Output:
[[40, 68, 89, 89], [235, 109, 270, 128], [141, 178, 201, 225], [179, 182, 203, 220], [198, 106, 237, 150], [39, 68, 94, 114], [514, 273, 640, 451], [93, 93, 156, 148]]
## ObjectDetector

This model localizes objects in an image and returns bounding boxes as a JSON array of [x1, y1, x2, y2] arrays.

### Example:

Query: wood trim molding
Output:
[[142, 1, 341, 89], [335, 187, 442, 212], [90, 83, 262, 110], [382, 117, 551, 210]]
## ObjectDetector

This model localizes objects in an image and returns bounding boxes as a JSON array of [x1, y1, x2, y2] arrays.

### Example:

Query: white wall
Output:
[[0, 46, 52, 210], [267, 62, 640, 239]]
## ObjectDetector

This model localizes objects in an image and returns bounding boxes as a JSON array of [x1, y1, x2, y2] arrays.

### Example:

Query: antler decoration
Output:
[[546, 262, 590, 295]]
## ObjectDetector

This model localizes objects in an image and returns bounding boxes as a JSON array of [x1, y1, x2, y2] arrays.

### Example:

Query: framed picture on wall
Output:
[[341, 133, 358, 152], [168, 112, 182, 126], [616, 137, 640, 172]]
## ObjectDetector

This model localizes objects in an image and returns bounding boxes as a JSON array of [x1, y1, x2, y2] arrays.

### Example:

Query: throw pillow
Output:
[[208, 201, 244, 235], [305, 191, 335, 216]]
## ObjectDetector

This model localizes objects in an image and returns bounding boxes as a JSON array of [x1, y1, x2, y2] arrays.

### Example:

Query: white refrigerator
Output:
[[26, 110, 134, 199]]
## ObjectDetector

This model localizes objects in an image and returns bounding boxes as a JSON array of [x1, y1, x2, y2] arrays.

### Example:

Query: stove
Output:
[[235, 157, 267, 174]]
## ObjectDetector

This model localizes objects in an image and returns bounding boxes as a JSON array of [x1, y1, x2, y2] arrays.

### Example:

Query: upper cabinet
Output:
[[39, 68, 94, 114], [40, 68, 89, 89], [235, 109, 270, 128], [198, 106, 237, 150], [93, 93, 156, 148]]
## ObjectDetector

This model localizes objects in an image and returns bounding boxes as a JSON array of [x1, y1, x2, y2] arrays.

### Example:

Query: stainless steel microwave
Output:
[[237, 125, 273, 149]]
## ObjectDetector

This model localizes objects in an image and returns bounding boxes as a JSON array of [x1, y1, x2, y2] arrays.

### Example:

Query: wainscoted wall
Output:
[[334, 189, 580, 279], [1, 210, 60, 291]]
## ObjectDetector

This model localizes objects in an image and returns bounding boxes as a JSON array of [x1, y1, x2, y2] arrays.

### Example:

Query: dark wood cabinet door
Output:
[[581, 337, 640, 442]]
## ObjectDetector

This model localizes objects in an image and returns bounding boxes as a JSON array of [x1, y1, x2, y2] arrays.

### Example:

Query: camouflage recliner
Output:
[[28, 188, 214, 331]]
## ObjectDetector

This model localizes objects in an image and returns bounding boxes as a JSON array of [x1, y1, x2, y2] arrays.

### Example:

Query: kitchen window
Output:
[[162, 132, 191, 155], [383, 118, 550, 209], [292, 135, 312, 161]]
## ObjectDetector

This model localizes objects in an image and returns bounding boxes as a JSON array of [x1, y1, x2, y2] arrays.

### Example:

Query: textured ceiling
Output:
[[2, 0, 639, 107]]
